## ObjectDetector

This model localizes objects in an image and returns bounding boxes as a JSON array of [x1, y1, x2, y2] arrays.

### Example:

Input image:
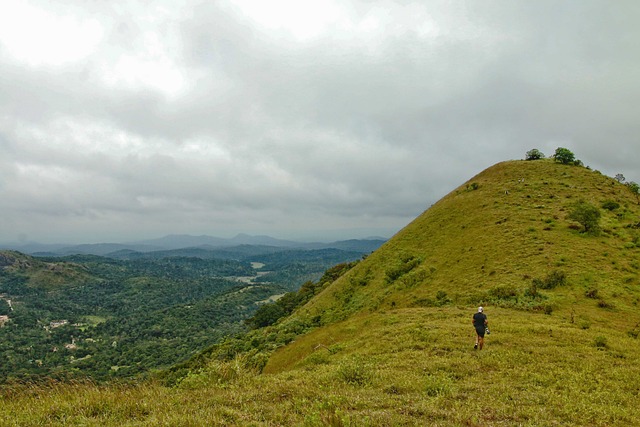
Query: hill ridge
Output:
[[265, 158, 640, 369]]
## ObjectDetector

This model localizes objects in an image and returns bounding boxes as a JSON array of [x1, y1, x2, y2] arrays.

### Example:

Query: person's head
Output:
[[478, 306, 483, 313]]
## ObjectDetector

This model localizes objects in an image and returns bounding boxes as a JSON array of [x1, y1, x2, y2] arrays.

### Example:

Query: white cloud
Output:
[[229, 0, 346, 41], [0, 1, 103, 67]]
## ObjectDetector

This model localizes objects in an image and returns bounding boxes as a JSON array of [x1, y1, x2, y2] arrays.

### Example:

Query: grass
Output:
[[296, 160, 640, 324], [1, 307, 639, 426], [2, 159, 640, 425]]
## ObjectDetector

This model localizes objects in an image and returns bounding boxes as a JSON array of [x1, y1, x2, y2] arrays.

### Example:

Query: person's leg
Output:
[[475, 327, 485, 350]]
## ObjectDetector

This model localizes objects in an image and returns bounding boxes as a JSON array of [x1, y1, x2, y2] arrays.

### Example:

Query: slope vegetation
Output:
[[2, 159, 640, 426], [289, 159, 640, 330]]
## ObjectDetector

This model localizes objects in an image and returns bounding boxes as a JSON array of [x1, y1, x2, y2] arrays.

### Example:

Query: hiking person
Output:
[[472, 306, 488, 350]]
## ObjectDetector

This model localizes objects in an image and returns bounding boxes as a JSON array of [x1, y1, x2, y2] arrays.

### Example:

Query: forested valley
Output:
[[0, 244, 376, 383]]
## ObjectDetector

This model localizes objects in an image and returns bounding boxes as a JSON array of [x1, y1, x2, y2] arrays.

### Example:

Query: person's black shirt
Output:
[[473, 312, 487, 328]]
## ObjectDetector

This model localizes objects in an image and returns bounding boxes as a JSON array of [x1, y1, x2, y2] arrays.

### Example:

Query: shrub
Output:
[[467, 182, 479, 191], [525, 149, 545, 160], [385, 254, 421, 284], [435, 290, 451, 305], [567, 200, 601, 233], [594, 336, 608, 349], [597, 299, 614, 309], [533, 270, 567, 290], [350, 268, 373, 287], [601, 200, 620, 211], [585, 288, 599, 299], [546, 270, 566, 288], [627, 181, 640, 204], [489, 284, 518, 299], [524, 283, 539, 298], [398, 269, 427, 288], [336, 357, 373, 386]]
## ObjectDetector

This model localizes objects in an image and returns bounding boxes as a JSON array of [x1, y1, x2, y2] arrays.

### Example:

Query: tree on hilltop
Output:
[[525, 149, 545, 160], [553, 147, 575, 165]]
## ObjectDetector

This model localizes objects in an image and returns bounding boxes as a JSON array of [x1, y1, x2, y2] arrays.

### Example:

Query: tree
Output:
[[554, 147, 575, 165], [568, 200, 601, 233], [0, 300, 10, 316], [525, 149, 545, 160], [245, 303, 285, 329]]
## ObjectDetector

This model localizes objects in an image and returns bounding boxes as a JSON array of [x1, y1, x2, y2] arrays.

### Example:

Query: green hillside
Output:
[[2, 159, 640, 426], [297, 159, 639, 322]]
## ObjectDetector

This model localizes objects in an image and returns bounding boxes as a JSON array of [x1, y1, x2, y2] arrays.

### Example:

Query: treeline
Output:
[[0, 247, 370, 383], [246, 261, 358, 329], [160, 260, 359, 386], [251, 248, 365, 290], [0, 255, 284, 383]]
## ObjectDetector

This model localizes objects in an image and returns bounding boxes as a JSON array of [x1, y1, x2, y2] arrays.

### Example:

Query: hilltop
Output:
[[2, 158, 639, 426], [281, 158, 640, 333]]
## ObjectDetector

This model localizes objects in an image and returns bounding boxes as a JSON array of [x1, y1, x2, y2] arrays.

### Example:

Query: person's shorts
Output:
[[475, 326, 486, 338]]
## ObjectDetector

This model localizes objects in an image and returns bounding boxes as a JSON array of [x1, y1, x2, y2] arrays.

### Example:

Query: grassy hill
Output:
[[2, 159, 640, 426], [0, 250, 93, 290], [289, 159, 640, 325]]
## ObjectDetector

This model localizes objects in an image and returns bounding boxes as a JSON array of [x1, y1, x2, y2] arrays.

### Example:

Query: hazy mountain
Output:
[[1, 234, 386, 257]]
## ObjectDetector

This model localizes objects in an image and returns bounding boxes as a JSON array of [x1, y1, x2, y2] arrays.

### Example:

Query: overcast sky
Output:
[[1, 1, 639, 244]]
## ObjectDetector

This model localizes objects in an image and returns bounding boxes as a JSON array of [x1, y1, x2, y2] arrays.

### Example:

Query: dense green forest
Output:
[[0, 246, 371, 383]]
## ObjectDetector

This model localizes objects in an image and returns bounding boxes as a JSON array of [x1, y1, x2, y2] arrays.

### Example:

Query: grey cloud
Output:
[[1, 1, 639, 243]]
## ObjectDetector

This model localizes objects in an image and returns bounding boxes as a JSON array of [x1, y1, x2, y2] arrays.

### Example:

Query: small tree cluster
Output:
[[627, 181, 640, 204], [610, 173, 637, 204], [528, 147, 583, 166], [0, 300, 10, 316], [554, 147, 575, 165], [525, 149, 545, 160]]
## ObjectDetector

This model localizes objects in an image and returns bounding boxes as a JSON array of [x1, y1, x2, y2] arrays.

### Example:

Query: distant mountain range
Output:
[[0, 233, 387, 257]]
